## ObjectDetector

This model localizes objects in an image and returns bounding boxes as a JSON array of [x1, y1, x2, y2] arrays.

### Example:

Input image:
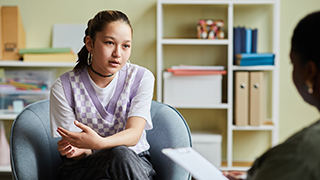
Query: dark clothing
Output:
[[247, 120, 320, 180], [57, 146, 156, 180]]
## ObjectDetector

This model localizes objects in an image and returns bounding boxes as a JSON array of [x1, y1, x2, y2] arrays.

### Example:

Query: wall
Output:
[[1, 0, 320, 162]]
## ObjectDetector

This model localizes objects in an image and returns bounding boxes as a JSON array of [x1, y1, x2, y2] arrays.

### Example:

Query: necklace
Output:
[[89, 65, 114, 78]]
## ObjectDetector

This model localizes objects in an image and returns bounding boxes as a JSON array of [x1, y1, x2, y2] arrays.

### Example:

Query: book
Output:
[[22, 52, 77, 62], [241, 27, 246, 53], [251, 29, 258, 53], [19, 47, 72, 54], [170, 65, 225, 70], [237, 58, 274, 66], [245, 28, 252, 53], [233, 27, 242, 64], [236, 53, 275, 60], [167, 69, 227, 76]]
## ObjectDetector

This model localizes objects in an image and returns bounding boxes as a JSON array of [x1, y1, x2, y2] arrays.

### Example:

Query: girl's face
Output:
[[86, 21, 132, 76]]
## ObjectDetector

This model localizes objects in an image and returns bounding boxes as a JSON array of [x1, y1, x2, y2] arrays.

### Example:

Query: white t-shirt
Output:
[[50, 66, 155, 138]]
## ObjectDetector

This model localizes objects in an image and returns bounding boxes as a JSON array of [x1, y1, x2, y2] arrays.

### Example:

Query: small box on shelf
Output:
[[191, 131, 222, 168], [163, 71, 224, 107]]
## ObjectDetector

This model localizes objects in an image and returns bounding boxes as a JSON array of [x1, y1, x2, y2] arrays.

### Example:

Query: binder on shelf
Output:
[[245, 28, 252, 53], [1, 6, 26, 60], [241, 27, 246, 53], [233, 27, 242, 65], [251, 29, 258, 53], [234, 71, 249, 126], [249, 71, 264, 126]]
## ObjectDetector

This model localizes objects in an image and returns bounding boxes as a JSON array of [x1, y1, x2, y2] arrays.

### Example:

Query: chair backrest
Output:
[[147, 101, 192, 180], [10, 99, 61, 180], [10, 100, 192, 180]]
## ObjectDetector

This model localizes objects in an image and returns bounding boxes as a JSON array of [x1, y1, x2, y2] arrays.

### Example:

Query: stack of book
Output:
[[233, 26, 275, 66], [236, 53, 275, 66], [166, 65, 226, 76], [19, 47, 77, 62]]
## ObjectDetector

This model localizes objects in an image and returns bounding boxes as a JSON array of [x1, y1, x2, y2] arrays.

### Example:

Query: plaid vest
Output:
[[60, 64, 150, 154]]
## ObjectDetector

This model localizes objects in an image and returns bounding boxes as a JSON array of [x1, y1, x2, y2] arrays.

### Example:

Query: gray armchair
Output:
[[10, 99, 192, 180]]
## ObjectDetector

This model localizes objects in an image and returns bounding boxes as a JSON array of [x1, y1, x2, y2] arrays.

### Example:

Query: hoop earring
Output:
[[121, 59, 132, 71], [306, 81, 314, 94], [87, 53, 92, 65]]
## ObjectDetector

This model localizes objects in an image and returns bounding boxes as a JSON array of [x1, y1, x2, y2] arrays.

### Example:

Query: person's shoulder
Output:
[[278, 120, 320, 160]]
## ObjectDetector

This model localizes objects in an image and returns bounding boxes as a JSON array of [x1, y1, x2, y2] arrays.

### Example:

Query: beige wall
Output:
[[2, 0, 320, 161]]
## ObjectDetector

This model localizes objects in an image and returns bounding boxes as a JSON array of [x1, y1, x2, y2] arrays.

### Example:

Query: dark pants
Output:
[[57, 146, 156, 180]]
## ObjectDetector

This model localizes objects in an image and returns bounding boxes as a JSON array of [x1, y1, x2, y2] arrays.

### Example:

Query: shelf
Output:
[[0, 114, 17, 120], [231, 125, 275, 131], [161, 38, 229, 45], [220, 161, 252, 171], [158, 0, 280, 170], [0, 61, 76, 67], [232, 65, 276, 71], [0, 165, 11, 172], [165, 103, 229, 109]]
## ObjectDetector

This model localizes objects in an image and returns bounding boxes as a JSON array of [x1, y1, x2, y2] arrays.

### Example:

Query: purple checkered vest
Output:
[[60, 64, 150, 154]]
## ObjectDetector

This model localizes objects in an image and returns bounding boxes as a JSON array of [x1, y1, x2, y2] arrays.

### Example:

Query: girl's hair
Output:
[[74, 10, 132, 72], [291, 11, 320, 67]]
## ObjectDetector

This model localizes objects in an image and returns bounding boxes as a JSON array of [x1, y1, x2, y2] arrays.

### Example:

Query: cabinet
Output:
[[157, 0, 279, 170], [0, 61, 75, 172]]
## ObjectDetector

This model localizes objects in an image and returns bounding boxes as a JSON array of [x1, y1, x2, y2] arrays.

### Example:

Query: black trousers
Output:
[[56, 146, 156, 180]]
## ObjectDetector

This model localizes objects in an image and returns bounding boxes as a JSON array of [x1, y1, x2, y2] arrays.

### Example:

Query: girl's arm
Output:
[[57, 116, 146, 150]]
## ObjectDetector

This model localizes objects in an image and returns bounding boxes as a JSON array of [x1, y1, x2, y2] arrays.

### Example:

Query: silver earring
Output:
[[87, 53, 92, 65]]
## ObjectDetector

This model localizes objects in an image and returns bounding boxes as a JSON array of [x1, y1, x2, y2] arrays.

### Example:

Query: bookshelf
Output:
[[157, 0, 279, 170], [0, 61, 74, 172]]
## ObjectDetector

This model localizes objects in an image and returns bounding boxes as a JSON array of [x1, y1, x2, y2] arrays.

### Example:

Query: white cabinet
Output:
[[0, 61, 75, 172], [157, 0, 279, 170]]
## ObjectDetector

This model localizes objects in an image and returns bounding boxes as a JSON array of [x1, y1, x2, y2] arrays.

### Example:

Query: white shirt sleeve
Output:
[[50, 78, 81, 138], [127, 69, 155, 130]]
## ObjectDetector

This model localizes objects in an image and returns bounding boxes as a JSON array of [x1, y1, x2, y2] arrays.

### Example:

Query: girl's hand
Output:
[[57, 120, 103, 150], [57, 139, 90, 160]]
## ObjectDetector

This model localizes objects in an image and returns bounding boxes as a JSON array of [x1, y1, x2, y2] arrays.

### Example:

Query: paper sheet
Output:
[[162, 147, 228, 180]]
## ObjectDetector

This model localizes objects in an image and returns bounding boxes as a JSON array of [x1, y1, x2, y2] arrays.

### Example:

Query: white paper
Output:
[[162, 147, 228, 180], [52, 24, 87, 54]]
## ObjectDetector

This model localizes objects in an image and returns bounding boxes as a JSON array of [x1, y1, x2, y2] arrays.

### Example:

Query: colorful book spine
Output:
[[245, 29, 252, 53], [241, 27, 246, 53], [251, 29, 258, 53]]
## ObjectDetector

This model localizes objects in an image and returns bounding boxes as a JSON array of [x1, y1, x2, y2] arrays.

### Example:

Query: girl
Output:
[[50, 10, 156, 180]]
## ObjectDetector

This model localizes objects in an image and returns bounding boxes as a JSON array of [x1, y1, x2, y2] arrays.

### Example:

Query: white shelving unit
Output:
[[157, 0, 279, 170], [0, 61, 75, 172]]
